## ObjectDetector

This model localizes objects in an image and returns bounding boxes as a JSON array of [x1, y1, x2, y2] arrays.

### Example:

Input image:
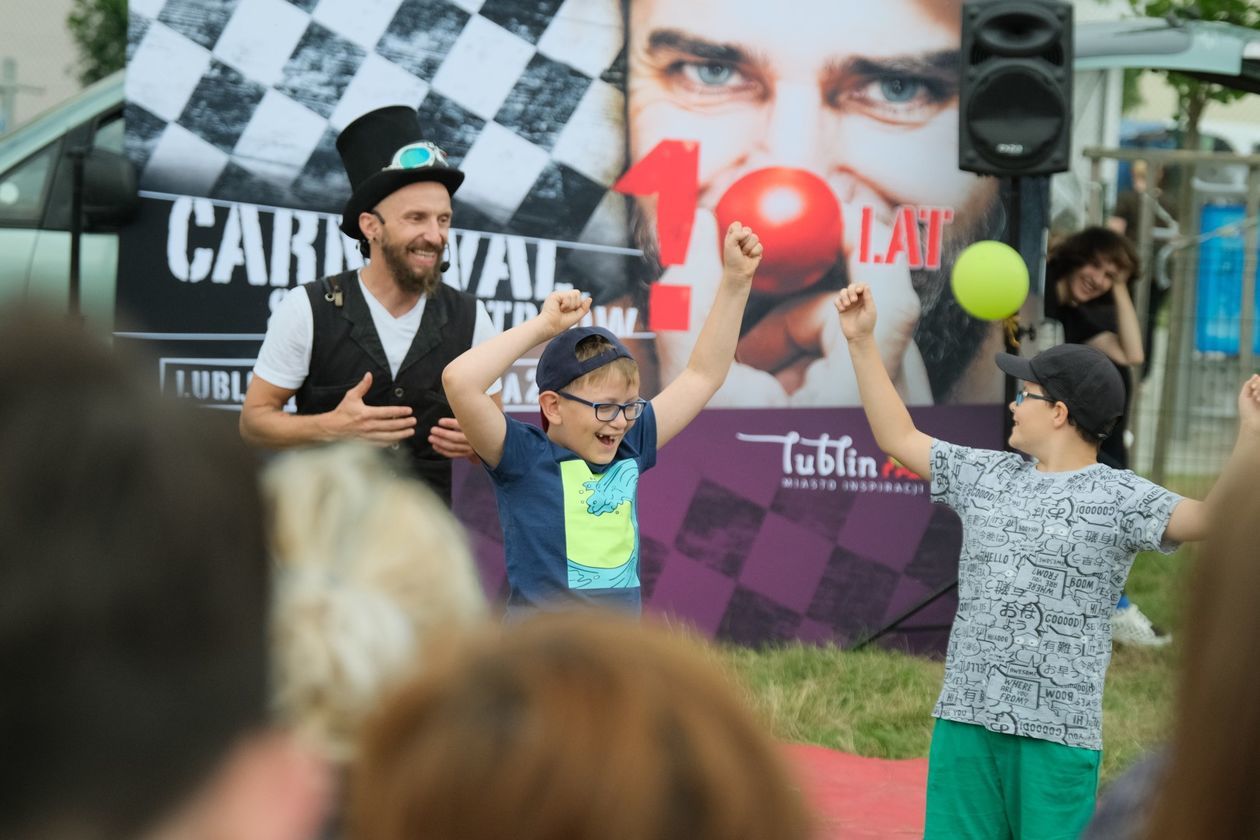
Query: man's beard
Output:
[[910, 196, 1007, 401], [379, 230, 442, 296], [630, 194, 1007, 402]]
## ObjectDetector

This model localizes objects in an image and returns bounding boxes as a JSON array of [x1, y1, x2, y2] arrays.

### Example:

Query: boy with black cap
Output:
[[835, 281, 1260, 839], [443, 222, 763, 614], [241, 105, 499, 504]]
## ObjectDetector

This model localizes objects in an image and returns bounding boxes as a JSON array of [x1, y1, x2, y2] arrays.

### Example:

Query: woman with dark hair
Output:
[[1044, 227, 1145, 454], [1044, 226, 1166, 647]]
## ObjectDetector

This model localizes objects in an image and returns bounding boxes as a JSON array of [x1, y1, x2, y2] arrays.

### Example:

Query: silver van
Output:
[[0, 70, 135, 333]]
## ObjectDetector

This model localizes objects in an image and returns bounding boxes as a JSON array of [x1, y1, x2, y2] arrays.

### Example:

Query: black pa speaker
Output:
[[958, 0, 1073, 176]]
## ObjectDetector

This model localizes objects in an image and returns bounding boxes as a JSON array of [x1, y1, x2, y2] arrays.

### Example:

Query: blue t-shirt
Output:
[[486, 402, 657, 614]]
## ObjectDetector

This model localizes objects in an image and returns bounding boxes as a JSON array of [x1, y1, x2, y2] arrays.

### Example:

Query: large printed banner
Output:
[[120, 0, 1008, 648]]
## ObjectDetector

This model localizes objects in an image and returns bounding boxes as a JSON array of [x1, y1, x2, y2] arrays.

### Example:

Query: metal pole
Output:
[[1239, 165, 1260, 377], [68, 147, 85, 321], [1151, 166, 1199, 487], [1128, 160, 1157, 468]]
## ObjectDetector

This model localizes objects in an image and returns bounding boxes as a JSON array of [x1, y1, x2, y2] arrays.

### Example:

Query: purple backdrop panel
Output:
[[454, 403, 1004, 651]]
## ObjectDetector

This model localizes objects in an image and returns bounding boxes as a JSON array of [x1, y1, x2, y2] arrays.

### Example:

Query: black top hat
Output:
[[336, 106, 465, 239]]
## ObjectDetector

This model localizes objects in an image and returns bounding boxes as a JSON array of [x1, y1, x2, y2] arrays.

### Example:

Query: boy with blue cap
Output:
[[835, 280, 1260, 839], [444, 222, 763, 614]]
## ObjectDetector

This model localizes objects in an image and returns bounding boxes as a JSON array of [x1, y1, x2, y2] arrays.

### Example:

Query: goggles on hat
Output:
[[386, 142, 449, 172]]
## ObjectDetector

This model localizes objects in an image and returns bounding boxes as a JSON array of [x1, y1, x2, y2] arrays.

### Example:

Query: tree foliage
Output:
[[1122, 0, 1260, 148], [67, 0, 128, 86]]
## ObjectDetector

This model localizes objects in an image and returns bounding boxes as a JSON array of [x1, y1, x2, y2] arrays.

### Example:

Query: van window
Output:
[[93, 114, 123, 154], [40, 110, 126, 231], [0, 144, 58, 225]]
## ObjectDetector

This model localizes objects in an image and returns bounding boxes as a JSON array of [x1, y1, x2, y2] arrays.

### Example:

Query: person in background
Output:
[[1107, 159, 1175, 383], [349, 611, 814, 840]]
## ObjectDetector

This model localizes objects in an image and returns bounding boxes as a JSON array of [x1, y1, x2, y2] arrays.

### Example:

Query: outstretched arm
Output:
[[442, 290, 592, 469], [1164, 374, 1260, 543], [240, 371, 417, 448], [835, 283, 933, 479], [652, 221, 761, 448]]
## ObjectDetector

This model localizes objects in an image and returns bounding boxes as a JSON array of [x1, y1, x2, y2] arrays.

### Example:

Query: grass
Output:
[[716, 539, 1196, 786]]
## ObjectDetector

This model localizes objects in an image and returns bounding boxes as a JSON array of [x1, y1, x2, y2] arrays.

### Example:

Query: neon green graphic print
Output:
[[560, 458, 641, 590]]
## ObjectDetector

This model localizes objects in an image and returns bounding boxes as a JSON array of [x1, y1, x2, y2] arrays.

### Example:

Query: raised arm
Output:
[[240, 371, 417, 448], [442, 290, 591, 469], [652, 222, 761, 448], [1086, 281, 1145, 366], [1165, 374, 1260, 543], [835, 283, 933, 479]]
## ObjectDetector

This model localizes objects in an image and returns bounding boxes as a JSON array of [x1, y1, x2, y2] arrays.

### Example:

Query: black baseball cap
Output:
[[536, 326, 634, 394], [995, 344, 1125, 440]]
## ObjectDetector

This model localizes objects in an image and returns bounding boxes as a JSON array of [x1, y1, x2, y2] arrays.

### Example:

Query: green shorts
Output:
[[924, 719, 1101, 840]]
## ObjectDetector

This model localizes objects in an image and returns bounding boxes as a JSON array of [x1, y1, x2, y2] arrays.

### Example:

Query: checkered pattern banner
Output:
[[125, 0, 628, 246]]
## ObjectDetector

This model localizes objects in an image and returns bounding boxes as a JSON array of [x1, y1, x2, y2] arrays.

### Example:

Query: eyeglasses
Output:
[[557, 391, 647, 422], [1015, 388, 1057, 406], [386, 142, 450, 171]]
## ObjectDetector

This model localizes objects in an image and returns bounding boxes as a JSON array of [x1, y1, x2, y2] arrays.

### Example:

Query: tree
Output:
[[1122, 0, 1260, 151], [67, 0, 128, 86]]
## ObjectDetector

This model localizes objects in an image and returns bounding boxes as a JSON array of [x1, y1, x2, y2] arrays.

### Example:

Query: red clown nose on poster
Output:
[[715, 167, 844, 295]]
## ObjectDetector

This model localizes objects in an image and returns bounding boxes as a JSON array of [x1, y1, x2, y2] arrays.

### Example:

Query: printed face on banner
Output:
[[623, 0, 1003, 406], [121, 0, 1006, 409]]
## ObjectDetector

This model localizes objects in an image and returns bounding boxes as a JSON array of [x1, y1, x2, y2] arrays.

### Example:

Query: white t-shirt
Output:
[[253, 280, 501, 394]]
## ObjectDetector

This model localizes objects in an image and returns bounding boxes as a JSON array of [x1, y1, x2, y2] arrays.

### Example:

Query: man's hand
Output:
[[321, 372, 417, 444], [539, 289, 592, 338], [428, 416, 480, 462], [835, 282, 877, 341], [1239, 374, 1260, 436], [722, 220, 763, 285]]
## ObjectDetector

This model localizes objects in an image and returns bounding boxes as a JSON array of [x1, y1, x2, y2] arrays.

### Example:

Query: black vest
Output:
[[296, 271, 478, 504]]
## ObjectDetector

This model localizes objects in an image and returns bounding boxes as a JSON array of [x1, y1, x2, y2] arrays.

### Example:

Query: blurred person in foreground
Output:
[[265, 442, 488, 833], [1082, 450, 1260, 840], [349, 611, 814, 840], [0, 312, 328, 840]]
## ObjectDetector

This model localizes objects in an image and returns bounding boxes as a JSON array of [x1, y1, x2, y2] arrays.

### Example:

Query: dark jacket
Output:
[[297, 271, 478, 503]]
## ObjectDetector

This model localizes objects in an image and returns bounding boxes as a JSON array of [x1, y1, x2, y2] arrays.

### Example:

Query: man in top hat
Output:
[[240, 106, 500, 504]]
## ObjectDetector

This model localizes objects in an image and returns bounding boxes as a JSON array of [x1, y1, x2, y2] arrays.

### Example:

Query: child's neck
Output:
[[1028, 437, 1099, 473]]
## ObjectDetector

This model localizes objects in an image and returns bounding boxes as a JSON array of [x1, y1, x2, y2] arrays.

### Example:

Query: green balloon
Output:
[[950, 240, 1030, 321]]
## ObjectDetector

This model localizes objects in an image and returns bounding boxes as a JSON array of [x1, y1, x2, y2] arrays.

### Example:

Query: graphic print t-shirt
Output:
[[930, 440, 1182, 750], [487, 403, 657, 614]]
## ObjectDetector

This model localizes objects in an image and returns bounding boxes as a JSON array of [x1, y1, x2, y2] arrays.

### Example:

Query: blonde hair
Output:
[[264, 443, 487, 761], [568, 333, 639, 391], [351, 612, 814, 840]]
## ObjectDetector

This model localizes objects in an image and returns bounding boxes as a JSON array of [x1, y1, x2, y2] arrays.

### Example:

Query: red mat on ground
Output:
[[783, 743, 927, 839]]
